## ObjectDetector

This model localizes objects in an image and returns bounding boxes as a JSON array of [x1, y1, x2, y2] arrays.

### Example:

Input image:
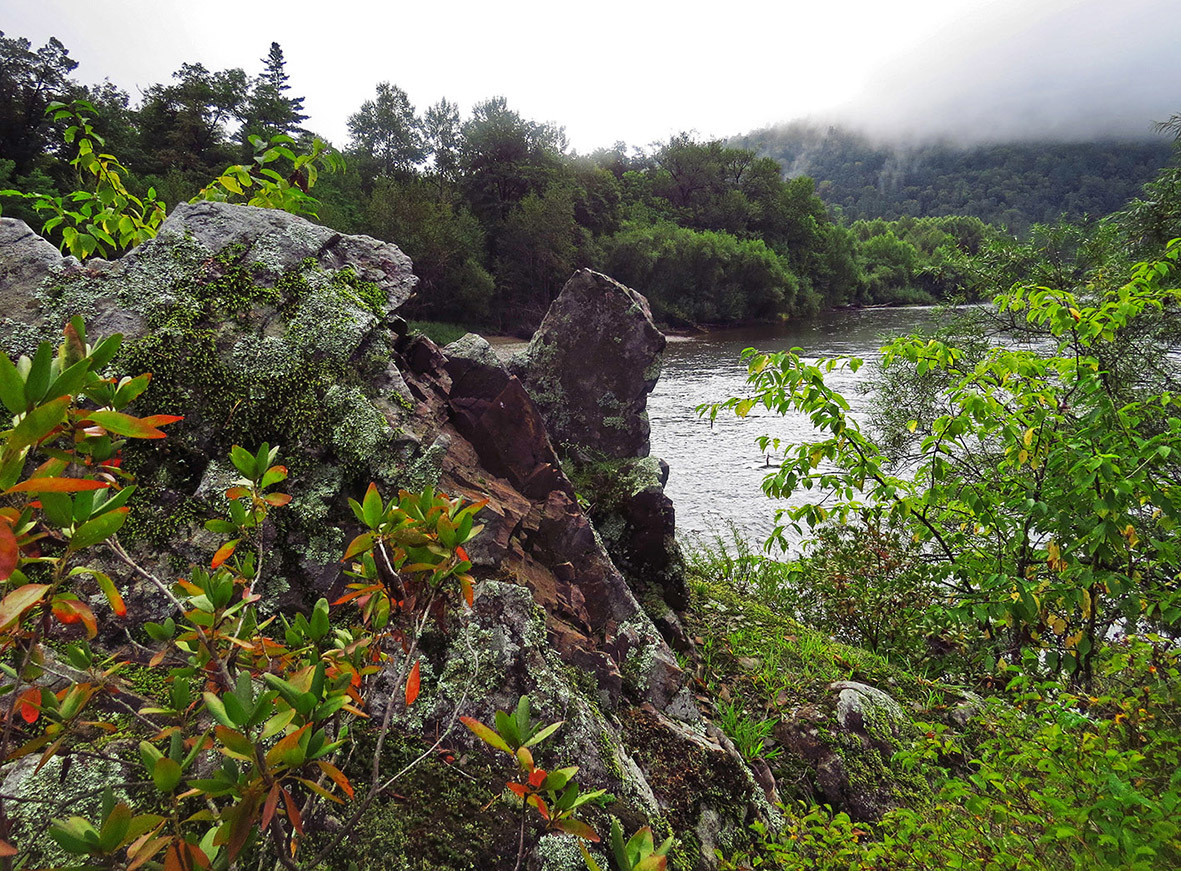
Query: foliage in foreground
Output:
[[1, 100, 342, 261]]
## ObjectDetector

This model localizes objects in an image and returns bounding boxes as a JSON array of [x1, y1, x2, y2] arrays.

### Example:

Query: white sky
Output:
[[4, 0, 1180, 151]]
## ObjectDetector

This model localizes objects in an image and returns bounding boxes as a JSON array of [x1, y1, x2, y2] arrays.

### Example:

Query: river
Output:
[[648, 306, 959, 551]]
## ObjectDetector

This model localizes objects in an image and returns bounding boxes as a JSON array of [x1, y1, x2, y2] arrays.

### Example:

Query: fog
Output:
[[824, 0, 1181, 144]]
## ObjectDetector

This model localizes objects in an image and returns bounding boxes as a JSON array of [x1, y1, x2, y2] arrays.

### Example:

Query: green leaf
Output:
[[230, 444, 255, 477], [524, 720, 564, 748], [459, 716, 512, 754], [85, 410, 169, 439], [0, 354, 27, 414], [202, 692, 236, 730], [68, 507, 128, 550], [151, 757, 181, 793], [361, 482, 382, 529], [10, 395, 70, 451], [25, 342, 53, 404]]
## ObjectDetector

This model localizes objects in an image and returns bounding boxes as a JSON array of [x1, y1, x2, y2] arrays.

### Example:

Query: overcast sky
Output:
[[5, 0, 1180, 152]]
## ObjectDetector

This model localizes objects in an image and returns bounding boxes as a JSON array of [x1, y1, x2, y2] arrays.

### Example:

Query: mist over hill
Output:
[[733, 122, 1175, 234]]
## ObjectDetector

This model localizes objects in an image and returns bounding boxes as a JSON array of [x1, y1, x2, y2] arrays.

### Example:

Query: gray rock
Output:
[[513, 269, 664, 459], [831, 680, 908, 743]]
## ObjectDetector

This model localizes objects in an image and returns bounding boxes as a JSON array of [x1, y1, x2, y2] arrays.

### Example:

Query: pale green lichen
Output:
[[323, 384, 396, 472]]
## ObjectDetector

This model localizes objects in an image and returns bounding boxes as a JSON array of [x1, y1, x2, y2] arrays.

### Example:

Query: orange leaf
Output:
[[224, 487, 250, 500], [460, 575, 474, 608], [6, 477, 109, 494], [140, 415, 184, 428], [51, 598, 97, 638], [405, 659, 421, 706], [0, 583, 50, 630], [0, 520, 17, 582], [264, 493, 292, 507], [528, 793, 550, 820], [18, 687, 40, 724], [0, 838, 18, 858], [506, 782, 528, 798], [315, 760, 355, 798], [211, 540, 238, 569]]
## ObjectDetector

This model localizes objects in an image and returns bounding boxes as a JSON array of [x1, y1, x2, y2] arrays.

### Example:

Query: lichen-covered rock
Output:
[[774, 681, 925, 821], [0, 213, 764, 869], [512, 269, 664, 460], [512, 271, 688, 619], [0, 203, 419, 607]]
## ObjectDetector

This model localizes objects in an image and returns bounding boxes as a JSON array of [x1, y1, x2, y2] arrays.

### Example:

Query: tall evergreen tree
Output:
[[241, 42, 307, 145]]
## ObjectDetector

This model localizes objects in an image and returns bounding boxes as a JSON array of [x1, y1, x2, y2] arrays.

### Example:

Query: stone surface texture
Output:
[[0, 209, 764, 869], [512, 270, 689, 620]]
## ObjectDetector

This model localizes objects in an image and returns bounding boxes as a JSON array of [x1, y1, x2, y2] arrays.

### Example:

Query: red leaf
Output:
[[281, 787, 303, 836], [261, 782, 281, 831], [528, 768, 547, 788], [0, 520, 17, 582], [506, 782, 528, 798], [405, 659, 420, 706], [18, 687, 40, 724], [263, 493, 292, 507], [0, 839, 17, 858]]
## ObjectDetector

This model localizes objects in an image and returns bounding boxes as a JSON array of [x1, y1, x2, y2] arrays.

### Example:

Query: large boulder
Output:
[[0, 209, 765, 869], [512, 269, 664, 460], [513, 270, 689, 621]]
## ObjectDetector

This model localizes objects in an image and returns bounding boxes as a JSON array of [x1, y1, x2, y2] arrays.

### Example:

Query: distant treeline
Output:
[[1, 32, 1176, 332], [732, 123, 1174, 236]]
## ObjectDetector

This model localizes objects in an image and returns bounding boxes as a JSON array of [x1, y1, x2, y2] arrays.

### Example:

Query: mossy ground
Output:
[[682, 571, 968, 823]]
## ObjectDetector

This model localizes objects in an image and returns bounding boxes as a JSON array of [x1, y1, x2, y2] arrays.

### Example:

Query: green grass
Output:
[[408, 320, 479, 346]]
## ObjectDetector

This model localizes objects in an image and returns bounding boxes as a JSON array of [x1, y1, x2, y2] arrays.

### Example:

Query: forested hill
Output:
[[732, 123, 1174, 234]]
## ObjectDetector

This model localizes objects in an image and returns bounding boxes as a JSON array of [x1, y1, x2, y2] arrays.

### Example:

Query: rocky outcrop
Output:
[[512, 270, 689, 621], [0, 208, 765, 869], [775, 680, 922, 821]]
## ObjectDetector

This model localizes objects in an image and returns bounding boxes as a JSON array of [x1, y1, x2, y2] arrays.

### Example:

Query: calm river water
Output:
[[648, 307, 957, 550]]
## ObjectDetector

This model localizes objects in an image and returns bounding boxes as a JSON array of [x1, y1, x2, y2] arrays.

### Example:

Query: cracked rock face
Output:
[[511, 269, 689, 618]]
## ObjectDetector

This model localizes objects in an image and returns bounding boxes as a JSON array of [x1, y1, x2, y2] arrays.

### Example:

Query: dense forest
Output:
[[7, 32, 1174, 335], [732, 121, 1174, 234]]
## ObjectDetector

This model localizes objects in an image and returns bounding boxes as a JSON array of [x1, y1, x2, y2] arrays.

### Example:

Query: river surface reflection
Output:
[[648, 307, 959, 550]]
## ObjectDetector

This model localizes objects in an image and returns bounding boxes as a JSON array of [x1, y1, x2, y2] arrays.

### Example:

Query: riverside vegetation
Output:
[[4, 31, 1175, 336]]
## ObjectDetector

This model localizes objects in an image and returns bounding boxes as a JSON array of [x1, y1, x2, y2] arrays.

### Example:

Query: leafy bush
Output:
[[703, 239, 1181, 681], [720, 637, 1181, 871]]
